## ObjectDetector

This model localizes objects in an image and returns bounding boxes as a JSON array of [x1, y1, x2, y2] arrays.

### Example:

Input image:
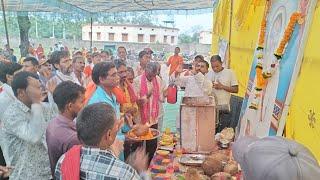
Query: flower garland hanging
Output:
[[249, 8, 303, 110], [249, 1, 269, 110], [262, 12, 303, 79]]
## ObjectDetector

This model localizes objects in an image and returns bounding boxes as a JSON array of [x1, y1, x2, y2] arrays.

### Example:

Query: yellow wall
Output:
[[212, 0, 320, 161], [286, 6, 320, 161], [211, 1, 265, 96]]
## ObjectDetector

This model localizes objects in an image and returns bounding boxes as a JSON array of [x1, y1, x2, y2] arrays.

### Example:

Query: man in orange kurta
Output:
[[166, 47, 184, 76]]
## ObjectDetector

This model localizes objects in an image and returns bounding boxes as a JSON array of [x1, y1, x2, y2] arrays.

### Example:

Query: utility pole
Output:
[[1, 0, 10, 48]]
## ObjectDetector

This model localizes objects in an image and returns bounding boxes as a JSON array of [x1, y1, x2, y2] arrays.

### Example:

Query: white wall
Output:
[[199, 31, 212, 45], [82, 24, 179, 45]]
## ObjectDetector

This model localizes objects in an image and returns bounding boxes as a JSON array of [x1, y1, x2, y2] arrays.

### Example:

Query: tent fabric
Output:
[[1, 0, 216, 15], [285, 5, 320, 162]]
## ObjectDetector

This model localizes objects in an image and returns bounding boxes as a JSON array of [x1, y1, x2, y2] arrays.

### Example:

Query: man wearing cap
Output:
[[144, 48, 154, 56], [232, 136, 320, 180], [167, 47, 184, 76], [38, 57, 53, 88]]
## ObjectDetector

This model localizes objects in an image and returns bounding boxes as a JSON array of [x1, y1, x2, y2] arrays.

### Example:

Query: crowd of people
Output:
[[1, 42, 320, 180], [0, 44, 183, 179]]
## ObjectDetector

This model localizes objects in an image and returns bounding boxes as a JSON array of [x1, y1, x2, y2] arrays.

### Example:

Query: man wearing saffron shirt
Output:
[[166, 47, 183, 76], [46, 81, 85, 177]]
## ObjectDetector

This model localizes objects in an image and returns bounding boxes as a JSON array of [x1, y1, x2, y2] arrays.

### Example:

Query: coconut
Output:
[[185, 168, 201, 180], [202, 156, 223, 176], [209, 153, 229, 162], [211, 172, 232, 180], [202, 153, 229, 176], [223, 163, 238, 176]]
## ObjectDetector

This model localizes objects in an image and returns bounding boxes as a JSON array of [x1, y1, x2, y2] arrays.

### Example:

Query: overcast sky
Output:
[[157, 13, 213, 34]]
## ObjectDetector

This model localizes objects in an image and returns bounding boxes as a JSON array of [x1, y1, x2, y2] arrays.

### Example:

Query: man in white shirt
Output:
[[206, 55, 238, 131], [0, 63, 22, 166], [2, 71, 58, 179], [172, 56, 212, 97], [206, 55, 238, 106]]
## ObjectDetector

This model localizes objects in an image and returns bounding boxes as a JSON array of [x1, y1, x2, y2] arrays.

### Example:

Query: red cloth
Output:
[[140, 73, 160, 124], [84, 66, 92, 77], [84, 82, 96, 105], [125, 80, 137, 103], [61, 145, 82, 180], [36, 47, 44, 57], [112, 80, 137, 104], [112, 86, 127, 104]]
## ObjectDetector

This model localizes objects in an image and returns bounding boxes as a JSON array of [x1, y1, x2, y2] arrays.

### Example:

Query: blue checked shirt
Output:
[[54, 146, 142, 180]]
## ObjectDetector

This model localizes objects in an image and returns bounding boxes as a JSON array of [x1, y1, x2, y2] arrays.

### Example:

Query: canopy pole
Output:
[[1, 0, 10, 49], [227, 0, 234, 68], [90, 17, 93, 51]]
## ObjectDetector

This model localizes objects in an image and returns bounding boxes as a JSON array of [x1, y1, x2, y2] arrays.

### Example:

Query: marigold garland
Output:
[[262, 12, 303, 79], [249, 1, 269, 110], [249, 8, 303, 110], [275, 12, 302, 56]]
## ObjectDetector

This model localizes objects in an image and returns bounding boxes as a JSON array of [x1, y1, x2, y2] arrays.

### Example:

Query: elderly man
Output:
[[54, 103, 149, 179], [113, 62, 143, 160], [71, 55, 86, 87], [135, 50, 151, 77], [133, 62, 166, 163], [2, 71, 57, 179]]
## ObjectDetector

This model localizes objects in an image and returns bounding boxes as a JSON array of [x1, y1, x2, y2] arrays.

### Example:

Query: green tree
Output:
[[178, 33, 193, 43], [131, 12, 154, 25]]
